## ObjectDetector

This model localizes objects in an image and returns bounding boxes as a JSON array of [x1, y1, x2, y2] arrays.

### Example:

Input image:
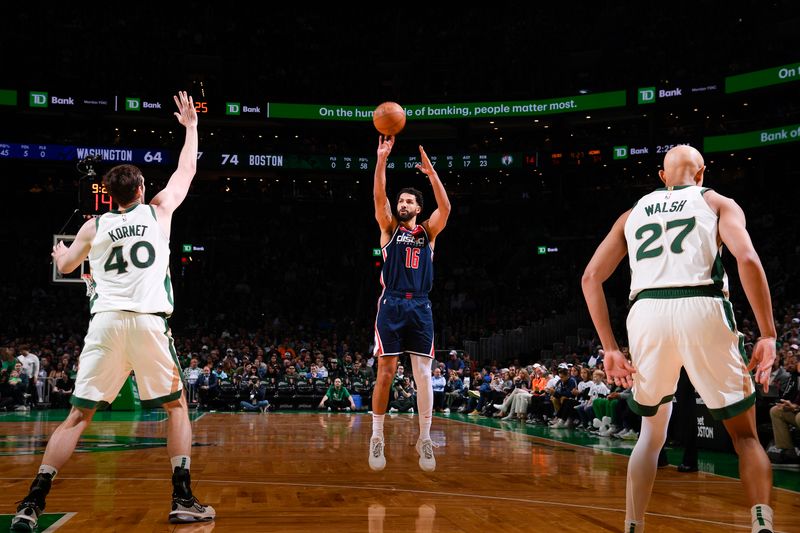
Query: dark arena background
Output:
[[0, 4, 799, 532]]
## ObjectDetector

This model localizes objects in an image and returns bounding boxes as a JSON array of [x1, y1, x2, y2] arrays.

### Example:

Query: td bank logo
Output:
[[226, 102, 240, 115], [29, 91, 48, 108], [125, 97, 141, 111], [637, 87, 656, 104], [613, 146, 629, 160]]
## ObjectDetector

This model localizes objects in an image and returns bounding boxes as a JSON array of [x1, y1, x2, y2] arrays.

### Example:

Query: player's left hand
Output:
[[747, 337, 776, 393], [415, 145, 436, 177], [173, 91, 198, 128]]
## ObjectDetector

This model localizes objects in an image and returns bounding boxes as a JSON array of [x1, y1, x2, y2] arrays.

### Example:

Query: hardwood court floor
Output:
[[0, 411, 798, 532]]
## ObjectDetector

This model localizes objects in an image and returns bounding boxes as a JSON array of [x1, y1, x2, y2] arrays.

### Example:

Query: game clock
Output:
[[80, 180, 114, 217]]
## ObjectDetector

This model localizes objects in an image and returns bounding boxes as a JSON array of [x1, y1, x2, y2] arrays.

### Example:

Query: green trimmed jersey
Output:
[[88, 203, 173, 315], [624, 185, 728, 300]]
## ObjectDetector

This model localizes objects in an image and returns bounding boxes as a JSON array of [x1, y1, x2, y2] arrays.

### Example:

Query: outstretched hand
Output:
[[604, 349, 636, 389], [747, 337, 776, 393], [173, 91, 197, 128], [415, 145, 435, 177], [377, 135, 394, 160]]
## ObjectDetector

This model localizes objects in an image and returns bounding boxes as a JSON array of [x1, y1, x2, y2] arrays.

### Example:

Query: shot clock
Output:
[[80, 179, 114, 216]]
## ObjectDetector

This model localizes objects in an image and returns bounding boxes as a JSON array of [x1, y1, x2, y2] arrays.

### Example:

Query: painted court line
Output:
[[439, 415, 800, 495], [0, 475, 772, 531], [43, 512, 77, 532], [0, 476, 786, 533]]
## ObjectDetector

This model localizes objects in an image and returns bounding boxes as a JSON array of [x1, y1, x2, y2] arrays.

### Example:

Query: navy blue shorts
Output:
[[374, 292, 434, 358]]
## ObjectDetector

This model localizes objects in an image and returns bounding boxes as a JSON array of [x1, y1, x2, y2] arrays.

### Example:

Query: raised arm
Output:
[[705, 190, 776, 391], [51, 217, 97, 274], [581, 210, 636, 387], [374, 135, 397, 240], [417, 145, 451, 242], [150, 91, 198, 217]]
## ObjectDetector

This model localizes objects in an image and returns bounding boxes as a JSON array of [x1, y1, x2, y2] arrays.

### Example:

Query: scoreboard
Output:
[[0, 142, 523, 171]]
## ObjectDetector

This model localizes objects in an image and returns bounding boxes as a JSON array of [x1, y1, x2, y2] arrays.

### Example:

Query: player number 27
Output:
[[104, 241, 156, 274], [634, 217, 696, 261], [405, 247, 420, 269]]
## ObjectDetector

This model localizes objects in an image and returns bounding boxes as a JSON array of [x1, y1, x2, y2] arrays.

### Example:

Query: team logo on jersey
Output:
[[396, 233, 425, 246]]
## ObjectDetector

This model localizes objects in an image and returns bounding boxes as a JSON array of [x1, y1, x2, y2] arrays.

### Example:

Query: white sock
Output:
[[372, 414, 385, 440], [38, 465, 58, 478], [626, 402, 671, 525], [751, 504, 774, 533], [171, 455, 191, 471], [411, 355, 433, 441], [624, 519, 644, 532]]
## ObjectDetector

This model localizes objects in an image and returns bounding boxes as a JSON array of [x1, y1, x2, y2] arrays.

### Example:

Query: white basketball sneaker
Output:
[[369, 437, 386, 471], [416, 438, 436, 472]]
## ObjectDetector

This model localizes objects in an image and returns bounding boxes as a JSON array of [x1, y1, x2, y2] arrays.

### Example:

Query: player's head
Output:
[[659, 145, 705, 187], [396, 188, 423, 222], [334, 377, 342, 388], [103, 164, 145, 207]]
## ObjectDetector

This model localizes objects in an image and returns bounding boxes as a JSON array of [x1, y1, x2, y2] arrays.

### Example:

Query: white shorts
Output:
[[626, 295, 755, 420], [71, 311, 183, 409]]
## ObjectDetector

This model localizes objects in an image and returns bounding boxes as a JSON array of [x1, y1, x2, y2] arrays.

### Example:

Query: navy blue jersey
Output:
[[380, 225, 433, 295]]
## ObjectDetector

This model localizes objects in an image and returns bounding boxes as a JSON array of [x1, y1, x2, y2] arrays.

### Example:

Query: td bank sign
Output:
[[637, 87, 683, 104]]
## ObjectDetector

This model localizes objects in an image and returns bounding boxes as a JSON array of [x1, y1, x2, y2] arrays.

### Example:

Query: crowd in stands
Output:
[[3, 299, 798, 465]]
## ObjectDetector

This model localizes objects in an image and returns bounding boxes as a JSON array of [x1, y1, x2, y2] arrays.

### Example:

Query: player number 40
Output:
[[104, 241, 156, 274], [405, 247, 420, 269]]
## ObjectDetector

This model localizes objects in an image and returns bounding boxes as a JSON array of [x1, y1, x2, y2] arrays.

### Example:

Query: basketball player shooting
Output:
[[368, 135, 451, 473], [11, 92, 215, 531]]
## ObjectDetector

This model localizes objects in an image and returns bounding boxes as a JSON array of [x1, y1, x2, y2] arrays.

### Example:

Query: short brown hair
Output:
[[396, 187, 424, 210], [103, 164, 144, 206]]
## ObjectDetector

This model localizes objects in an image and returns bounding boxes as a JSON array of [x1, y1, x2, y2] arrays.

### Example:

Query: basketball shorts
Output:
[[626, 295, 755, 420], [374, 292, 434, 358], [71, 311, 183, 409]]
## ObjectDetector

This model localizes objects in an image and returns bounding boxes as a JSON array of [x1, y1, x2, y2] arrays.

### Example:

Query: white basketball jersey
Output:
[[88, 203, 173, 315], [624, 185, 728, 300]]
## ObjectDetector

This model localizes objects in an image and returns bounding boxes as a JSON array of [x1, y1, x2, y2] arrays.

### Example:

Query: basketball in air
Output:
[[373, 102, 406, 136]]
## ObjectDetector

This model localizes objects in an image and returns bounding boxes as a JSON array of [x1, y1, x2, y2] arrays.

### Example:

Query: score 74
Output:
[[221, 153, 239, 165]]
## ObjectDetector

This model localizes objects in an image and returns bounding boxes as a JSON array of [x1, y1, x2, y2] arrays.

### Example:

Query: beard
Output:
[[397, 210, 415, 222]]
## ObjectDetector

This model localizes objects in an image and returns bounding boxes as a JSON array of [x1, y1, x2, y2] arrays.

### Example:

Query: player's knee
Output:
[[377, 366, 395, 381], [727, 428, 759, 451], [67, 406, 95, 427], [163, 395, 188, 414], [769, 405, 781, 419]]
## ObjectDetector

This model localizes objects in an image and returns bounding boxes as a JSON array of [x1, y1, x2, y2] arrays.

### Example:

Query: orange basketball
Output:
[[373, 102, 406, 136]]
